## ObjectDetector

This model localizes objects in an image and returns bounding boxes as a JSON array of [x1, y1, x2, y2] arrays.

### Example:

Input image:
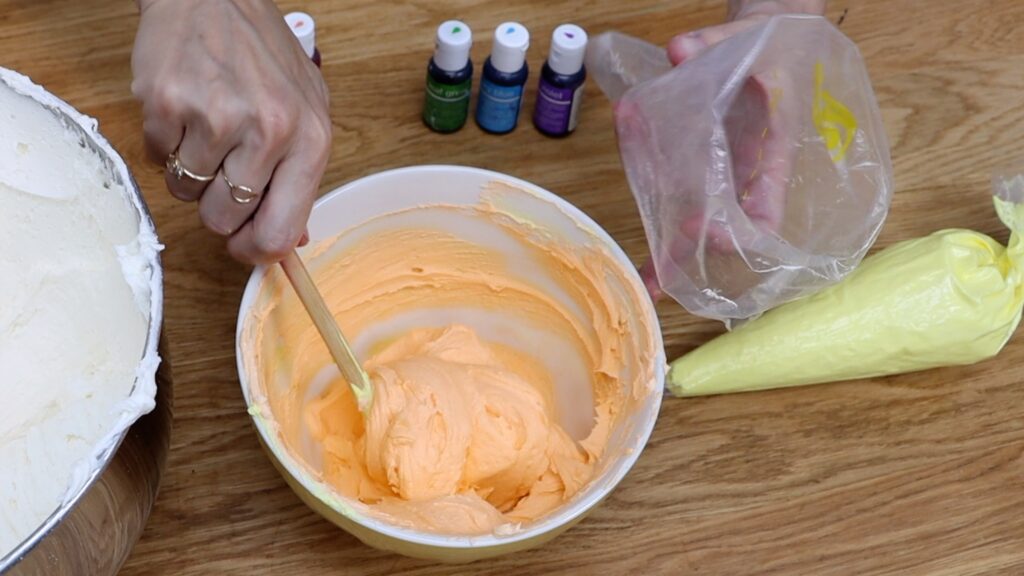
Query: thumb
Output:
[[666, 17, 766, 66]]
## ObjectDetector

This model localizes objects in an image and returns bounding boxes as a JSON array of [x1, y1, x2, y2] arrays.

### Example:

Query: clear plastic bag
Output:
[[587, 15, 894, 325]]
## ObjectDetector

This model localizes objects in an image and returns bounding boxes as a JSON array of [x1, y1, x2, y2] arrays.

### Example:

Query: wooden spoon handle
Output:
[[280, 250, 373, 410]]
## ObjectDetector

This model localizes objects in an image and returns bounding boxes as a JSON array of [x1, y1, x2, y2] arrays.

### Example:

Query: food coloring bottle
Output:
[[285, 12, 321, 68], [533, 24, 588, 137], [423, 20, 473, 133], [475, 22, 530, 134]]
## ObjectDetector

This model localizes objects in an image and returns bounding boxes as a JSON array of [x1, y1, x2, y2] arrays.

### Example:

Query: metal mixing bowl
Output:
[[0, 73, 169, 576]]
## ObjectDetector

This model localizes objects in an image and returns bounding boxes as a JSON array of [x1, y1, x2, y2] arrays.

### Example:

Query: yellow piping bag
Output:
[[669, 171, 1024, 396]]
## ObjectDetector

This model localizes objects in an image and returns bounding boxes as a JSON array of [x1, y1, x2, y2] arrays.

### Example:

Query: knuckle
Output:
[[204, 114, 235, 145], [149, 84, 185, 119], [253, 227, 297, 260], [304, 117, 332, 162], [255, 102, 298, 144]]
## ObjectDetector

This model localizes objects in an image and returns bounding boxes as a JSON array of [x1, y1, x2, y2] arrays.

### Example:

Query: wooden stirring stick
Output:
[[280, 250, 374, 412]]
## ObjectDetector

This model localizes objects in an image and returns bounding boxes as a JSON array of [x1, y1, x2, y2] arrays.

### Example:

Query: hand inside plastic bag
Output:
[[623, 76, 791, 299], [636, 1, 825, 298], [589, 8, 892, 324]]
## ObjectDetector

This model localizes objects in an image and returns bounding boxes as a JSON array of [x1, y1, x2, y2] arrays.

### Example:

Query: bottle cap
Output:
[[433, 20, 472, 72], [547, 24, 588, 75], [489, 22, 529, 74], [284, 12, 317, 59]]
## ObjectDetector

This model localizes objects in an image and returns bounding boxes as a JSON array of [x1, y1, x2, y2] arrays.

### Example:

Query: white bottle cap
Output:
[[433, 20, 472, 72], [284, 12, 316, 59], [489, 22, 529, 74], [547, 24, 588, 75]]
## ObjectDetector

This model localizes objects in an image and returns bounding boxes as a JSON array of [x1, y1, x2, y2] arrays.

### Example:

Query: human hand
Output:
[[131, 0, 332, 264], [638, 0, 826, 300], [666, 1, 826, 66]]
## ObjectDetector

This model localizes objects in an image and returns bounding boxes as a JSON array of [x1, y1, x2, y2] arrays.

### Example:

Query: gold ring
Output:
[[165, 150, 216, 183], [222, 172, 261, 204]]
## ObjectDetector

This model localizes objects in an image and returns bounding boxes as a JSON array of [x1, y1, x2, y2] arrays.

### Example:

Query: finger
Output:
[[639, 258, 664, 302], [166, 119, 238, 203], [665, 34, 706, 67], [739, 111, 789, 233], [197, 139, 281, 236], [670, 76, 787, 253], [646, 226, 699, 301], [227, 138, 327, 264], [136, 79, 188, 164], [612, 98, 651, 155], [141, 111, 183, 166], [681, 214, 740, 253], [731, 77, 789, 233], [666, 18, 765, 66]]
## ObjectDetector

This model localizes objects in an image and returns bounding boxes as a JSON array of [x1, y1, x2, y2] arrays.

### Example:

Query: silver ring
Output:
[[222, 172, 261, 204], [165, 150, 216, 183]]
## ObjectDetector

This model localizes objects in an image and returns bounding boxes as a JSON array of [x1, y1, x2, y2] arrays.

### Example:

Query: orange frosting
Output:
[[243, 183, 655, 535], [306, 324, 597, 534]]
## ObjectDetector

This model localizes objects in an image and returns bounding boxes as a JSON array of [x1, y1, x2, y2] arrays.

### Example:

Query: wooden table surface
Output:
[[4, 0, 1024, 574]]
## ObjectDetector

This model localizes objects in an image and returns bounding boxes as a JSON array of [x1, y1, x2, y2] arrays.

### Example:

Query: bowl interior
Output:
[[237, 166, 664, 550]]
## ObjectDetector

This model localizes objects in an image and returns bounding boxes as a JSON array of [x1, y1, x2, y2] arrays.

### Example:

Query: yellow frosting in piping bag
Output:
[[243, 182, 656, 535], [669, 193, 1024, 396]]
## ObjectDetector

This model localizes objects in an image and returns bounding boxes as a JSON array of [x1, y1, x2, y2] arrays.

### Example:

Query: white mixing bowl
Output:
[[235, 165, 665, 563]]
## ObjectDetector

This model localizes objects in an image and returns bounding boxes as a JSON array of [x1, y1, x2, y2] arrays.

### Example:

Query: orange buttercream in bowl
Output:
[[307, 324, 597, 534], [240, 178, 661, 540]]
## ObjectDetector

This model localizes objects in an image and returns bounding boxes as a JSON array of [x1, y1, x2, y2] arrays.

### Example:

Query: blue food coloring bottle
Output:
[[475, 22, 530, 134]]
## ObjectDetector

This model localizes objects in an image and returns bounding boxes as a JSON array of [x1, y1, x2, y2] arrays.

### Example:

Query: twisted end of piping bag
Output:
[[993, 170, 1024, 306], [667, 169, 1024, 397], [994, 169, 1024, 271]]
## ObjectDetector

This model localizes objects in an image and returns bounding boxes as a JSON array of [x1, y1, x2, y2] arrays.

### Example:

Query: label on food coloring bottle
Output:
[[423, 74, 471, 132], [534, 79, 577, 135], [476, 77, 524, 133]]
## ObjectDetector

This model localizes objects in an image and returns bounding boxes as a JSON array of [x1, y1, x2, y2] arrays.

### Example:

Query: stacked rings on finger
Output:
[[165, 148, 263, 205], [166, 149, 216, 184]]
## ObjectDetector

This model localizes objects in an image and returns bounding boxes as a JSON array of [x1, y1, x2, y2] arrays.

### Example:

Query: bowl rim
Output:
[[235, 164, 665, 550]]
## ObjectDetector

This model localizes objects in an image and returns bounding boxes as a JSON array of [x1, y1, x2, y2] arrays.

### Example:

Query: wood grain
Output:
[[3, 0, 1024, 574]]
